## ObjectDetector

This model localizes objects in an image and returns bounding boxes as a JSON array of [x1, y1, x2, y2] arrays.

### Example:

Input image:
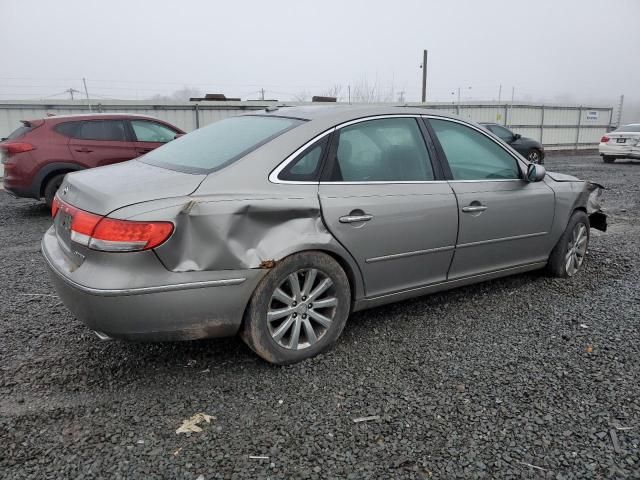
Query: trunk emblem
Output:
[[62, 186, 69, 195]]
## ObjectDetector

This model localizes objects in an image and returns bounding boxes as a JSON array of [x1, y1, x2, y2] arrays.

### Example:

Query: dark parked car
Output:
[[1, 113, 184, 206], [43, 106, 605, 364], [480, 122, 545, 164]]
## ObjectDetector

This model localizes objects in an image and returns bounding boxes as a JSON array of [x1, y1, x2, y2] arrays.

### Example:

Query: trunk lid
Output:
[[58, 159, 206, 215]]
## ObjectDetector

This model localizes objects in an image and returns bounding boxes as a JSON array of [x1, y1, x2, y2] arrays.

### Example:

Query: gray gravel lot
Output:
[[1, 154, 639, 479]]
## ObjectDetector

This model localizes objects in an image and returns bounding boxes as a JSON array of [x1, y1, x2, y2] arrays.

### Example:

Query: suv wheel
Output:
[[43, 173, 66, 208]]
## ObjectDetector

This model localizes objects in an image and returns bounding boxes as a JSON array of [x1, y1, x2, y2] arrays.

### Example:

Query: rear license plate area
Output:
[[616, 138, 626, 143]]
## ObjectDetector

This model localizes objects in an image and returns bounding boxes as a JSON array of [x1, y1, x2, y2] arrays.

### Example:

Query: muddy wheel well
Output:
[[39, 169, 74, 197]]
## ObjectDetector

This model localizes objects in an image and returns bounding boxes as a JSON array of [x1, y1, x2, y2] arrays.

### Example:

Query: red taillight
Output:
[[90, 217, 174, 251], [600, 135, 610, 143], [53, 197, 173, 252], [51, 196, 61, 218], [1, 142, 35, 154]]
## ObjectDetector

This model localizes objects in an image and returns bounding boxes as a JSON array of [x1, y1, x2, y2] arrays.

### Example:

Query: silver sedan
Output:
[[42, 106, 606, 364]]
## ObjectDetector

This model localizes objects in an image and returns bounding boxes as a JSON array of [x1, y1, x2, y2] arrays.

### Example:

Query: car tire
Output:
[[526, 149, 543, 164], [546, 210, 590, 278], [240, 251, 351, 365], [602, 156, 615, 163], [43, 173, 66, 208]]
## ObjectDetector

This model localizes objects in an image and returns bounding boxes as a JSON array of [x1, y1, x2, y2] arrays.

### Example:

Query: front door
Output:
[[318, 117, 458, 298], [428, 118, 555, 279], [129, 119, 179, 156]]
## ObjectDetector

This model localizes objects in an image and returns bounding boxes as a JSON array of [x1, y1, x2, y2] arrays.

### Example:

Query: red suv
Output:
[[1, 114, 184, 206]]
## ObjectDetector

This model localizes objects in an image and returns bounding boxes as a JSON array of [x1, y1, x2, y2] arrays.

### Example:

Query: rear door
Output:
[[427, 117, 555, 279], [68, 120, 137, 167], [318, 116, 458, 298], [129, 119, 180, 156]]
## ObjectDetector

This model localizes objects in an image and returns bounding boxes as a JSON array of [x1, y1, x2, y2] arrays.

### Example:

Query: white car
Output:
[[599, 124, 640, 163]]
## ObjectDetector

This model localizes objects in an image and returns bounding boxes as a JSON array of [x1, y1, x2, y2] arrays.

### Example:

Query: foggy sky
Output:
[[1, 0, 639, 109]]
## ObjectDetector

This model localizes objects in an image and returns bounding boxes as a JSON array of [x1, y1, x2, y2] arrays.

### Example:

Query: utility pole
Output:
[[511, 86, 515, 103], [66, 88, 80, 100], [82, 78, 92, 112], [398, 91, 405, 104], [348, 85, 351, 104], [421, 49, 428, 103], [260, 88, 265, 101], [615, 94, 625, 127], [498, 84, 502, 103]]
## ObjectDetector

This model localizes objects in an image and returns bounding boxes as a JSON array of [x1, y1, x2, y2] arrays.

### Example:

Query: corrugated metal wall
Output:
[[0, 100, 613, 150]]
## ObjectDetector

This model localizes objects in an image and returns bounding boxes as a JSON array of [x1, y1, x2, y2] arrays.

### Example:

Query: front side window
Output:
[[76, 120, 127, 141], [141, 115, 303, 174], [131, 120, 177, 143], [430, 119, 520, 181], [488, 124, 514, 142], [328, 118, 434, 182]]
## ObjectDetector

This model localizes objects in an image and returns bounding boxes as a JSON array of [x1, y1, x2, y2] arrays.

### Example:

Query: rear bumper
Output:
[[42, 226, 266, 341], [599, 143, 640, 159]]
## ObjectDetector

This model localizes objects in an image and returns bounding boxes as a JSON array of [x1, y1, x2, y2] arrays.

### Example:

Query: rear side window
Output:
[[278, 136, 329, 182], [141, 115, 304, 174], [131, 120, 177, 143], [75, 120, 127, 141], [430, 119, 520, 181], [328, 117, 434, 182]]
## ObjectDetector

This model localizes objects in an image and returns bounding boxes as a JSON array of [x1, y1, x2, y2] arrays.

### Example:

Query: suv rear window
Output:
[[4, 124, 33, 141], [140, 115, 304, 174]]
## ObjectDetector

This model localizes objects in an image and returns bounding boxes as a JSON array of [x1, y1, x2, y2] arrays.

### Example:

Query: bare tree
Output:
[[292, 90, 311, 102], [350, 79, 395, 103], [321, 84, 343, 99]]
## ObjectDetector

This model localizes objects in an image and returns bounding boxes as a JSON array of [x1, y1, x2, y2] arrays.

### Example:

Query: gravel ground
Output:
[[1, 153, 639, 479]]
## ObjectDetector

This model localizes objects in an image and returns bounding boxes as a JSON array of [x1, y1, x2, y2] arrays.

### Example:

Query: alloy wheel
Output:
[[565, 222, 588, 276], [267, 268, 338, 350]]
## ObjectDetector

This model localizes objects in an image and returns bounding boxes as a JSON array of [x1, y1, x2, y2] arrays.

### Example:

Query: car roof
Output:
[[37, 113, 167, 123], [254, 105, 462, 124]]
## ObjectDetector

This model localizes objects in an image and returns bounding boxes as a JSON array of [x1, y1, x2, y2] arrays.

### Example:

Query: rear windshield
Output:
[[615, 125, 640, 133], [4, 124, 33, 141], [140, 115, 304, 174]]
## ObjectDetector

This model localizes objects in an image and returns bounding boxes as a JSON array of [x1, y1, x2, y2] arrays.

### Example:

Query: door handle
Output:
[[138, 149, 152, 153], [74, 147, 93, 153], [339, 214, 373, 223], [462, 205, 488, 213]]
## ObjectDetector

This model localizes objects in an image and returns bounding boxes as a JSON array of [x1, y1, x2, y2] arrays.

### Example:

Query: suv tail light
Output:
[[52, 197, 173, 252], [0, 142, 35, 154], [600, 135, 610, 143]]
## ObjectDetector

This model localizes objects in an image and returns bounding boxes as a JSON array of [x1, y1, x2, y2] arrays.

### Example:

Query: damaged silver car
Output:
[[42, 106, 606, 364]]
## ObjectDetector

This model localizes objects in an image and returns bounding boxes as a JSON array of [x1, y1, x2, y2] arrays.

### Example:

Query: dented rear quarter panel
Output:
[[111, 122, 366, 304]]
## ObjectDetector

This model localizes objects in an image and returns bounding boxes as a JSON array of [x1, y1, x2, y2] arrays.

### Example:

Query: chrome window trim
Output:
[[319, 180, 447, 185], [420, 114, 528, 178], [269, 114, 427, 185]]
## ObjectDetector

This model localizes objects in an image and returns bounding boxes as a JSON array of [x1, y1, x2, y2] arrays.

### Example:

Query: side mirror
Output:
[[173, 133, 185, 140], [526, 163, 546, 182], [513, 133, 521, 141]]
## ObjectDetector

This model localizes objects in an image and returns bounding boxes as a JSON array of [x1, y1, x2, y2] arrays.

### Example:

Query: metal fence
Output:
[[0, 100, 613, 150]]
